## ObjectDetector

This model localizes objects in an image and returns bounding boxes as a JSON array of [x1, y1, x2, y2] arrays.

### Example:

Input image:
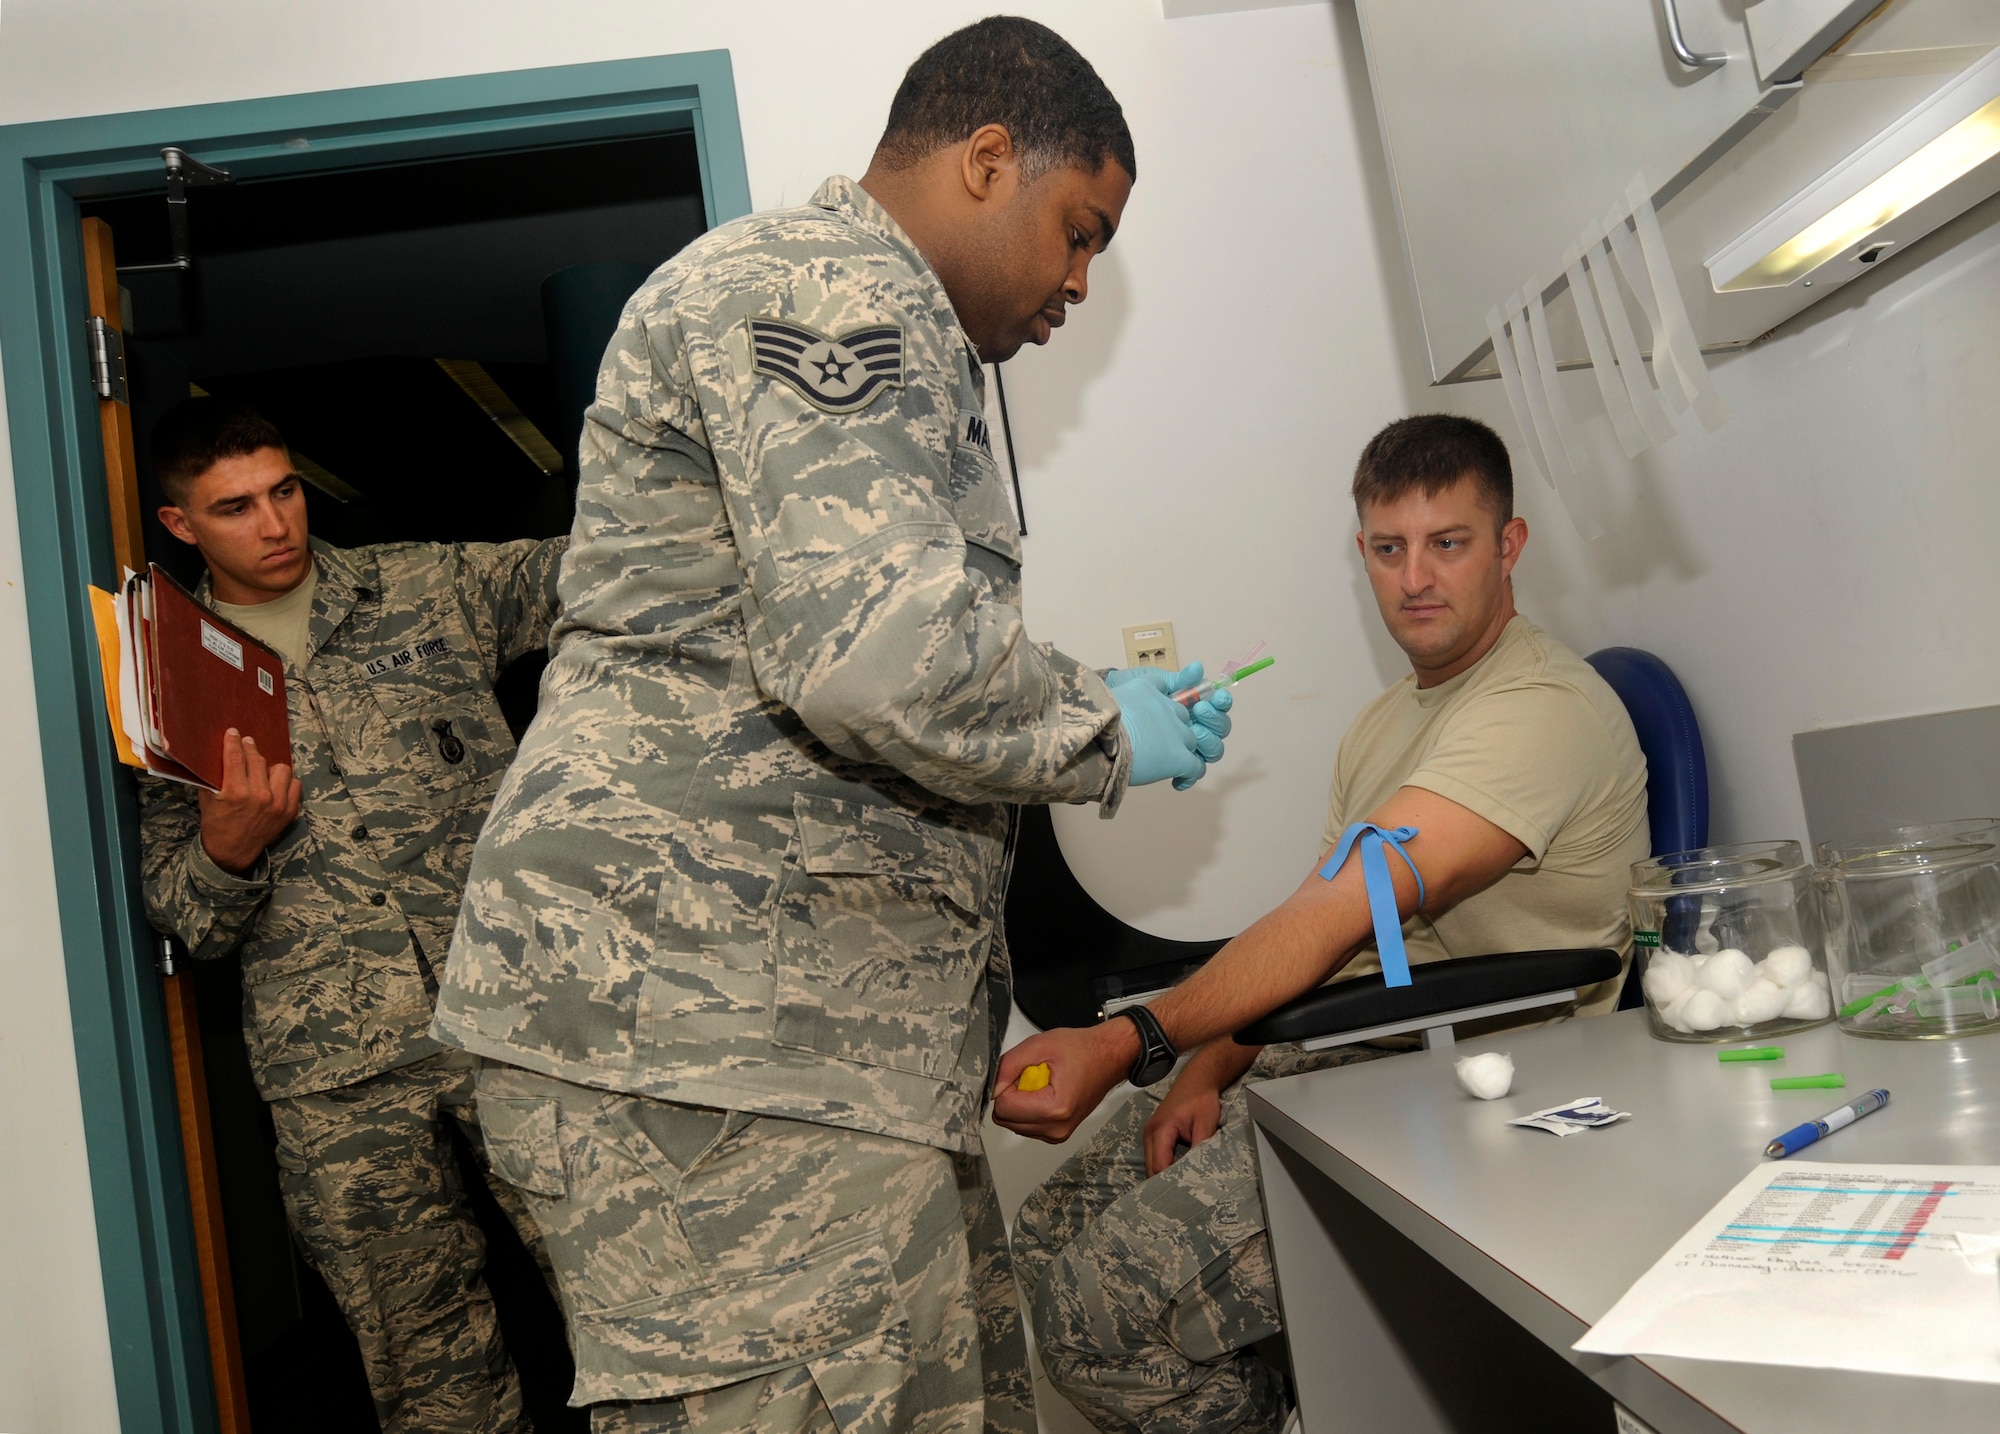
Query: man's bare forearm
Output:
[[1147, 859, 1387, 1053], [1182, 1036, 1261, 1093]]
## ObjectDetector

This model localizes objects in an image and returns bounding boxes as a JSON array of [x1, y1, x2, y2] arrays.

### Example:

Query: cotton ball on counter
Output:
[[1641, 950, 1695, 1007], [1455, 1051, 1514, 1100], [1783, 981, 1832, 1020], [1731, 979, 1790, 1026], [1756, 946, 1814, 991], [1697, 949, 1754, 1000], [1680, 989, 1729, 1031]]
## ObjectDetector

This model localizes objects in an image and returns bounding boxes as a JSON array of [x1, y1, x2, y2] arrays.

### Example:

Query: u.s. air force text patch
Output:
[[748, 318, 903, 414]]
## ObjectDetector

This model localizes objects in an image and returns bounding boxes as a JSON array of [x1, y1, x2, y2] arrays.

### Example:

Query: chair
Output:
[[1004, 647, 1708, 1047]]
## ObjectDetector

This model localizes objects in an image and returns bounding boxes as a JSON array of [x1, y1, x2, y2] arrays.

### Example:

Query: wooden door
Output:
[[81, 214, 254, 1434]]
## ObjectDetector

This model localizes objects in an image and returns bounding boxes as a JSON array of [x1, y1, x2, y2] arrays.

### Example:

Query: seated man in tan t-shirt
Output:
[[994, 414, 1650, 1434]]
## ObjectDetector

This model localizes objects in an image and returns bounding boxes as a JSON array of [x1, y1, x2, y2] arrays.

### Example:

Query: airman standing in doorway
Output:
[[138, 397, 567, 1434], [431, 16, 1229, 1433]]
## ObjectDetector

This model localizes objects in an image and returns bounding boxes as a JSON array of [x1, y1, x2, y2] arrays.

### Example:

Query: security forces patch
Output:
[[749, 318, 903, 414]]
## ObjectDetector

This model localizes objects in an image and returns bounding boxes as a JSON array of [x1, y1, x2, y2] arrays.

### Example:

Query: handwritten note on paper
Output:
[[1576, 1162, 2000, 1383]]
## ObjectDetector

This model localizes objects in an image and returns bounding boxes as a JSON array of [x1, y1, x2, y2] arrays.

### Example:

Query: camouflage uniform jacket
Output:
[[434, 176, 1129, 1153], [140, 536, 565, 1100]]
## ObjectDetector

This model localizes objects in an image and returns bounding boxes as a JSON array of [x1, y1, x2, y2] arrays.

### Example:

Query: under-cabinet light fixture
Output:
[[1708, 45, 2000, 293]]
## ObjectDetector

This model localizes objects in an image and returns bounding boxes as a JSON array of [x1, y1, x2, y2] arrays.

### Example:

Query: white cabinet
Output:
[[1748, 1, 1890, 84], [1353, 0, 2000, 385]]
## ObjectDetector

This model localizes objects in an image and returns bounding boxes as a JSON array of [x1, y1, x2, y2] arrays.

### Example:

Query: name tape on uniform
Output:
[[366, 635, 451, 678]]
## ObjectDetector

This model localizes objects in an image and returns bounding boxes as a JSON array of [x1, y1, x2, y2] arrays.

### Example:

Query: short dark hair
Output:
[[1352, 415, 1513, 527], [151, 398, 288, 506], [876, 16, 1136, 183]]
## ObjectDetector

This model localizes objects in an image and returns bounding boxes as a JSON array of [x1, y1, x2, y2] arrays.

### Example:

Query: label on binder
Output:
[[201, 619, 245, 670]]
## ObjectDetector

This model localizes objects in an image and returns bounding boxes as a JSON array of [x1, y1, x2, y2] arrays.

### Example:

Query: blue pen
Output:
[[1764, 1088, 1890, 1159]]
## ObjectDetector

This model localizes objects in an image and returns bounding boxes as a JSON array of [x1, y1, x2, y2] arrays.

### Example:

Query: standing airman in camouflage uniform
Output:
[[433, 18, 1229, 1432], [139, 397, 567, 1433]]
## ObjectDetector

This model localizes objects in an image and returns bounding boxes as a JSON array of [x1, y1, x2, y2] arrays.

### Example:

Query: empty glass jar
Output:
[[1628, 841, 1834, 1043], [1816, 817, 2000, 867], [1818, 839, 2000, 1039]]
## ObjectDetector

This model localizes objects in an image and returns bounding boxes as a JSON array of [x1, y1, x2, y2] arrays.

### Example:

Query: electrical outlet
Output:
[[1121, 622, 1178, 670]]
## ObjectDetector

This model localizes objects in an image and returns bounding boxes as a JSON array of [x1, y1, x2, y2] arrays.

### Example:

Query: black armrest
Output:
[[1233, 948, 1621, 1046]]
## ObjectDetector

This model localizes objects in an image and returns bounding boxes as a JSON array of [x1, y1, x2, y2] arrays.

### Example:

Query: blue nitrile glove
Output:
[[1108, 665, 1207, 790], [1190, 687, 1232, 763]]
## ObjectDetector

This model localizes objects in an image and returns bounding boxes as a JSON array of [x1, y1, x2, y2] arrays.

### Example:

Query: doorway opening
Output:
[[0, 53, 748, 1434], [84, 127, 707, 1432]]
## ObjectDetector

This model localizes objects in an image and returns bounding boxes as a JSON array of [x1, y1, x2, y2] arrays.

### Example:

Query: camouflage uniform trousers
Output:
[[269, 1047, 556, 1434], [1012, 1045, 1397, 1434], [471, 1061, 1035, 1433]]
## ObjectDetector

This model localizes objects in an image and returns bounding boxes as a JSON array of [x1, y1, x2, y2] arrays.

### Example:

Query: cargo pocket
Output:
[[248, 955, 364, 1069], [771, 794, 995, 1079], [476, 1094, 568, 1199], [567, 1227, 911, 1405], [364, 1223, 482, 1362]]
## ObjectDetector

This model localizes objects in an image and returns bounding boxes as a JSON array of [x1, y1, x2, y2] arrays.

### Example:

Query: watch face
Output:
[[1131, 1053, 1175, 1087]]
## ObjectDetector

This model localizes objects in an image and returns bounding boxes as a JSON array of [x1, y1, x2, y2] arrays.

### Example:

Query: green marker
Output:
[[1772, 1073, 1846, 1090], [1174, 655, 1275, 707], [1719, 1046, 1784, 1062]]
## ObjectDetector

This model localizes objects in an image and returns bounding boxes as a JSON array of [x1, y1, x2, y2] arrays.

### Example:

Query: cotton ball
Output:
[[1455, 1051, 1514, 1101], [1731, 979, 1790, 1026], [1757, 946, 1814, 990], [1697, 949, 1754, 1000], [1783, 981, 1832, 1020], [1811, 970, 1830, 992], [1642, 950, 1694, 1007], [1656, 988, 1695, 1032], [1680, 989, 1729, 1031]]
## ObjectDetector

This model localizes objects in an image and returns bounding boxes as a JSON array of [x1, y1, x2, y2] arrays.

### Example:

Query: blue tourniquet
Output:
[[1319, 823, 1424, 987]]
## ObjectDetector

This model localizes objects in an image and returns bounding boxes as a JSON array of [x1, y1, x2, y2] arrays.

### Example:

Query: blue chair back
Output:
[[1586, 647, 1710, 1009], [1586, 647, 1709, 858]]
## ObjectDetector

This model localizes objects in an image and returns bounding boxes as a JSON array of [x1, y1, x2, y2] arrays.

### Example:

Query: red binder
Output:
[[139, 566, 291, 790]]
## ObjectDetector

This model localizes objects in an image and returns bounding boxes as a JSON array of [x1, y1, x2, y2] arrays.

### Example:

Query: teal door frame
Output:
[[0, 52, 749, 1434]]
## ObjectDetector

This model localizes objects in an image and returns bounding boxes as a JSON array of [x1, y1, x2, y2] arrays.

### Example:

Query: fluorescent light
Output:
[[1709, 46, 2000, 294]]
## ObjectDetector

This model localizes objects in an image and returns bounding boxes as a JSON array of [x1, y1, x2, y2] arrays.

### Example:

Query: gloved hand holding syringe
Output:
[[1011, 641, 1275, 1095]]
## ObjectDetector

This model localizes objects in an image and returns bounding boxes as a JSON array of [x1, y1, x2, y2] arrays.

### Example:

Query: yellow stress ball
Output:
[[1016, 1062, 1051, 1093]]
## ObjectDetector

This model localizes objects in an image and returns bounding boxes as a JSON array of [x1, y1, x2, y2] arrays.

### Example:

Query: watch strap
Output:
[[1117, 1004, 1178, 1087]]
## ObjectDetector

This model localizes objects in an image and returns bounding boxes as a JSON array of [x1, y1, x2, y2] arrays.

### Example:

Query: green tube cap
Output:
[[1772, 1073, 1846, 1090], [1719, 1047, 1785, 1062]]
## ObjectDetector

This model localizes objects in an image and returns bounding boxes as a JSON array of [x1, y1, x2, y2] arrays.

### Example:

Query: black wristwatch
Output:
[[1115, 1005, 1178, 1087]]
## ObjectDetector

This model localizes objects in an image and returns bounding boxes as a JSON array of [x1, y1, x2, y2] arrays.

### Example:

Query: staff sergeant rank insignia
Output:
[[748, 318, 904, 414]]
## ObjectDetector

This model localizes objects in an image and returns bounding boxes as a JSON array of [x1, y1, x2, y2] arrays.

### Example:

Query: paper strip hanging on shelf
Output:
[[1505, 286, 1575, 488], [1527, 287, 1583, 467], [1521, 294, 1604, 541], [1625, 175, 1730, 433], [1563, 242, 1646, 458], [1489, 298, 1601, 542], [1603, 202, 1691, 421], [1581, 220, 1678, 451], [1485, 304, 1553, 483]]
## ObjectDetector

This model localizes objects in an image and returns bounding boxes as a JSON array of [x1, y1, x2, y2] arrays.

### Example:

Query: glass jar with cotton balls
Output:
[[1628, 841, 1834, 1044], [1818, 838, 2000, 1040]]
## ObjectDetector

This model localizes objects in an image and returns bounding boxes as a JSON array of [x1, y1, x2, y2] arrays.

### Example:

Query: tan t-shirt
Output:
[[212, 562, 317, 671], [1325, 616, 1650, 1016]]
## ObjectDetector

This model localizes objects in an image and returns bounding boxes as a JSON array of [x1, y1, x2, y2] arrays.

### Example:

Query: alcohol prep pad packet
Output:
[[1509, 1096, 1632, 1137]]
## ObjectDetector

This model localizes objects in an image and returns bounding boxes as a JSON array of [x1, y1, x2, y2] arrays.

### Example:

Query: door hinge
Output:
[[86, 314, 129, 404], [156, 931, 186, 977]]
